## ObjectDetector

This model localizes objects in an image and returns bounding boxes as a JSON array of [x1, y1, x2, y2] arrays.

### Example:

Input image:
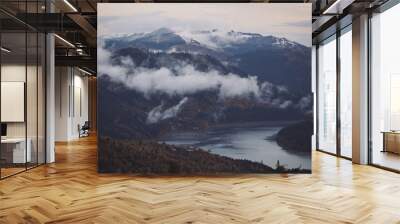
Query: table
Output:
[[382, 131, 400, 154], [1, 138, 31, 163]]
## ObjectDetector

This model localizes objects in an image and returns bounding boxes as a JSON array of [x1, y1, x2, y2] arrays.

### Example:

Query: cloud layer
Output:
[[99, 46, 312, 122], [99, 47, 260, 99]]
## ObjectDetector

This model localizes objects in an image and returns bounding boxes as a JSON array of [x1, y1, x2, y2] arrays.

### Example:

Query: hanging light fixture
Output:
[[63, 0, 78, 12]]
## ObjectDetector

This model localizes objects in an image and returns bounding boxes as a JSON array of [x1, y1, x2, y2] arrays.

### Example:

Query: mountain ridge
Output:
[[103, 28, 308, 51], [99, 28, 311, 140], [103, 28, 311, 94]]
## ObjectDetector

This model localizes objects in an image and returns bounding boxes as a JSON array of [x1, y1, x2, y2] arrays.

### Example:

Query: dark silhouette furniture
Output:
[[382, 131, 400, 154], [79, 121, 90, 138]]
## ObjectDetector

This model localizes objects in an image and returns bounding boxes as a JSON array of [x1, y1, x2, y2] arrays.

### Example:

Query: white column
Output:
[[46, 32, 55, 163], [45, 0, 56, 164], [352, 14, 369, 164], [312, 46, 317, 150]]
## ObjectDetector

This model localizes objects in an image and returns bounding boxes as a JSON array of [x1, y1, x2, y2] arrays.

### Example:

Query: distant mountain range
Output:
[[103, 28, 311, 93], [99, 28, 312, 140]]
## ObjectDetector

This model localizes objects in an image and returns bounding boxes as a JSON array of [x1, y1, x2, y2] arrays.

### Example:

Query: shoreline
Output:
[[156, 121, 310, 169], [98, 137, 311, 174]]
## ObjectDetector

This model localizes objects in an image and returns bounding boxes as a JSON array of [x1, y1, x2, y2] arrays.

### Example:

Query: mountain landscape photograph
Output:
[[97, 3, 312, 174]]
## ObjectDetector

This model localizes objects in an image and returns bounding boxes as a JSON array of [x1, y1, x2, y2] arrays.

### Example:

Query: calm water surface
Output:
[[159, 121, 311, 169]]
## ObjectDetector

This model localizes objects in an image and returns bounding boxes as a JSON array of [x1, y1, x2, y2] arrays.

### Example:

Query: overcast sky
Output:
[[98, 3, 311, 46]]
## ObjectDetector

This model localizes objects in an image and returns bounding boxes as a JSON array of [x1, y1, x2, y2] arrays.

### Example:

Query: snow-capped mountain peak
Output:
[[103, 28, 304, 55], [149, 27, 174, 35], [273, 37, 296, 47], [176, 29, 258, 49]]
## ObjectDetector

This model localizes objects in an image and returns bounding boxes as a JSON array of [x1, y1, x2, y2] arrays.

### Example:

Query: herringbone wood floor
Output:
[[1, 135, 400, 224]]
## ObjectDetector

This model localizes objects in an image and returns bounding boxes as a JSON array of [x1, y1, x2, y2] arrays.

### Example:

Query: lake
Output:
[[159, 121, 311, 169]]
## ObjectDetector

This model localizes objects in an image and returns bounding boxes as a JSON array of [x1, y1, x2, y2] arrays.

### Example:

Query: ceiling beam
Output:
[[55, 55, 96, 72], [322, 0, 356, 14], [67, 13, 97, 46]]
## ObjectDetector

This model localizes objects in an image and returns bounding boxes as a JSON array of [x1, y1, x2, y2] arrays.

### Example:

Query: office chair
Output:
[[79, 121, 90, 138]]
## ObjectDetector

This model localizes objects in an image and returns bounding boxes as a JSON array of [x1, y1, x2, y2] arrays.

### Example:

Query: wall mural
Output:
[[98, 3, 312, 174]]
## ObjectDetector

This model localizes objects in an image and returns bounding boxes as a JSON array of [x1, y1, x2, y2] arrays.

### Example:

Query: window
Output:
[[317, 35, 337, 154], [339, 27, 352, 158], [370, 3, 400, 171]]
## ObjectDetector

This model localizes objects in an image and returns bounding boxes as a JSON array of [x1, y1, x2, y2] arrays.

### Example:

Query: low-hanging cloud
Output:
[[98, 46, 310, 113], [147, 97, 188, 124], [99, 46, 260, 99]]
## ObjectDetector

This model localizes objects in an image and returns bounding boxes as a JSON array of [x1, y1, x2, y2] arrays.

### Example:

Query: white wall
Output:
[[1, 65, 41, 138], [55, 67, 89, 141], [1, 82, 25, 122], [1, 65, 26, 138], [55, 66, 70, 141], [72, 73, 89, 138]]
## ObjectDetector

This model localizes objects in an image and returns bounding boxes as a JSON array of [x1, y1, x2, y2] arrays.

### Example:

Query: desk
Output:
[[1, 138, 31, 163], [382, 131, 400, 154]]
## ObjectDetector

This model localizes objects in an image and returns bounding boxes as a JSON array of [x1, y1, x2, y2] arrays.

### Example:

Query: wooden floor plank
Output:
[[0, 135, 400, 223]]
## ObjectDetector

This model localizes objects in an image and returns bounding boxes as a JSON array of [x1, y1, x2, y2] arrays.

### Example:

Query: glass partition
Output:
[[317, 35, 337, 154], [0, 2, 46, 179]]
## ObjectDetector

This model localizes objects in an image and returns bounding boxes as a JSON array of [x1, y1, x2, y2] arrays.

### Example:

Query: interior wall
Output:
[[55, 67, 89, 141], [88, 77, 97, 132], [72, 72, 89, 138], [1, 64, 29, 138], [55, 66, 70, 141]]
